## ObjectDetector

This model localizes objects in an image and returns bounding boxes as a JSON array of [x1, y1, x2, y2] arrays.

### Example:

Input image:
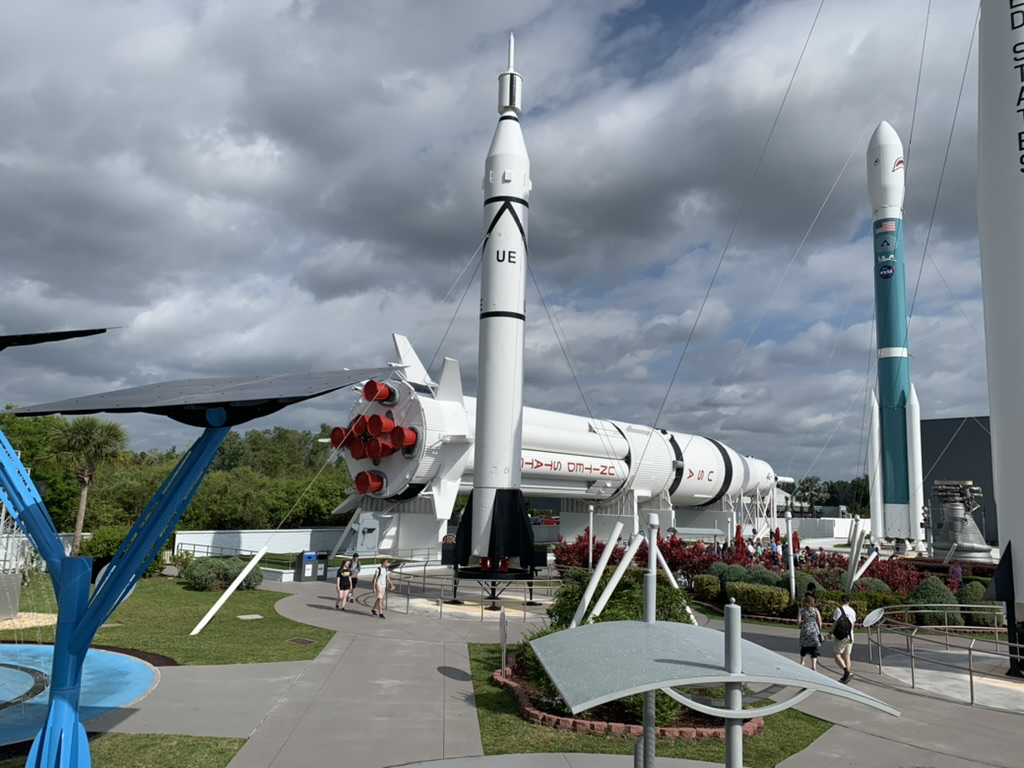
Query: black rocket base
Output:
[[453, 488, 537, 580]]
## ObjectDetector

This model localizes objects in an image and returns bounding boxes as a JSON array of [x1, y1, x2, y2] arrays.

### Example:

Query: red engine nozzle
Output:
[[363, 380, 396, 404], [390, 426, 418, 449], [350, 415, 368, 437], [329, 426, 348, 449], [355, 470, 385, 494], [349, 439, 368, 461], [366, 437, 396, 459], [367, 414, 396, 437]]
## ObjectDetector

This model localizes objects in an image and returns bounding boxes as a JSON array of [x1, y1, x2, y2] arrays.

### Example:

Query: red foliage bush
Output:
[[862, 558, 923, 597], [553, 530, 627, 569]]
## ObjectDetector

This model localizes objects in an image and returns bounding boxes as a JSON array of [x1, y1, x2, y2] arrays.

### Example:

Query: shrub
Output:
[[721, 564, 749, 584], [170, 549, 195, 572], [706, 561, 729, 578], [854, 576, 891, 593], [553, 531, 625, 569], [515, 625, 567, 712], [862, 558, 922, 596], [81, 525, 165, 578], [545, 567, 691, 629], [620, 690, 684, 727], [956, 581, 1000, 627], [907, 576, 963, 627], [724, 582, 790, 617], [690, 574, 720, 602], [180, 556, 263, 592], [861, 591, 904, 614], [742, 564, 780, 586]]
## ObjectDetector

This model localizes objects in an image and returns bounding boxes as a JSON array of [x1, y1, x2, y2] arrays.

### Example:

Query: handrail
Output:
[[867, 602, 1020, 706], [387, 561, 561, 622]]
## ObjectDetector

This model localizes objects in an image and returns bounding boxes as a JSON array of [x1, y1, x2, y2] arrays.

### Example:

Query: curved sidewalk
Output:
[[85, 579, 1024, 768]]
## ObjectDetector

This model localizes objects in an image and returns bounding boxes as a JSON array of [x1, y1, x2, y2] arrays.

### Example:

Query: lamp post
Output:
[[785, 509, 796, 601]]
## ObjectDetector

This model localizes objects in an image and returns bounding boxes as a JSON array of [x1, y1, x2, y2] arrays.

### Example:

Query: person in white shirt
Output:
[[832, 594, 857, 683]]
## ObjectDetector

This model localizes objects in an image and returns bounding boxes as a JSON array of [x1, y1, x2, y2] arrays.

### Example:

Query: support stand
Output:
[[0, 425, 229, 768]]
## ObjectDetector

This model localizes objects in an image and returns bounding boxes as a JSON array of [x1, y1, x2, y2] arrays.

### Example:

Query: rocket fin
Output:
[[392, 334, 434, 387], [436, 357, 464, 404]]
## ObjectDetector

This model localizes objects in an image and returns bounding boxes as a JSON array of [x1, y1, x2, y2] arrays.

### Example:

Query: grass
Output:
[[0, 734, 244, 768], [467, 643, 832, 768], [4, 573, 333, 665]]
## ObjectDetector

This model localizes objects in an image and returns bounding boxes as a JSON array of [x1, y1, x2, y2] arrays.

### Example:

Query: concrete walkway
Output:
[[83, 578, 1024, 768]]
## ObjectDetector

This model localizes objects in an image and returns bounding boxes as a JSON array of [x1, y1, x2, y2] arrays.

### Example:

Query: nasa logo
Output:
[[879, 265, 895, 280]]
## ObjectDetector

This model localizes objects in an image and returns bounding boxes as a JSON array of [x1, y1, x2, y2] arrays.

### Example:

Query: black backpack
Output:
[[832, 608, 853, 640]]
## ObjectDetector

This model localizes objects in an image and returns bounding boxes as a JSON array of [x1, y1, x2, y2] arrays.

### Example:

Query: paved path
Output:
[[84, 579, 1024, 768]]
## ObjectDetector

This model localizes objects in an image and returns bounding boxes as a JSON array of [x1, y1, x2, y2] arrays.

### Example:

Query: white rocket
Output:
[[329, 38, 778, 567]]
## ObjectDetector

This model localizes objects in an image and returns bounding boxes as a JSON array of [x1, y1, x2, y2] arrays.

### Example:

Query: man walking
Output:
[[372, 559, 395, 619], [832, 594, 857, 683]]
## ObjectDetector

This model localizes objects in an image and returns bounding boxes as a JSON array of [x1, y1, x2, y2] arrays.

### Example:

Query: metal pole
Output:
[[724, 598, 744, 768], [968, 641, 975, 705], [876, 624, 883, 674], [643, 512, 659, 768], [633, 735, 643, 768], [785, 510, 796, 601], [588, 504, 595, 571]]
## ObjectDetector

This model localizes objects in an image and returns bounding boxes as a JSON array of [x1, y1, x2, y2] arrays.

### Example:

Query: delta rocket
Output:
[[866, 121, 924, 547]]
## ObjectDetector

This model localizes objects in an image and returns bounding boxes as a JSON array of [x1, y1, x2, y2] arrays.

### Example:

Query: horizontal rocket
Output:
[[330, 335, 778, 524]]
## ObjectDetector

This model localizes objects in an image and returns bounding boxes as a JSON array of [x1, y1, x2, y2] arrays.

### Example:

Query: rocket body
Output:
[[463, 36, 534, 569], [866, 121, 922, 543]]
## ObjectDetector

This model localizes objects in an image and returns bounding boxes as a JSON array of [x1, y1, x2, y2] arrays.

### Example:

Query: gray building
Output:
[[921, 416, 996, 544]]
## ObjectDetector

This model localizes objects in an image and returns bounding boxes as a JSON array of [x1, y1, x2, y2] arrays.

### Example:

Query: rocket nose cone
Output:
[[869, 120, 901, 152], [867, 120, 905, 212]]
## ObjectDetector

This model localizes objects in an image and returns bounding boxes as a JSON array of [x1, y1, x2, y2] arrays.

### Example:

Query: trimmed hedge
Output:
[[854, 576, 891, 593], [907, 576, 963, 627], [721, 564, 750, 584], [776, 571, 821, 601], [691, 574, 721, 602], [956, 581, 1000, 627], [742, 564, 781, 586], [724, 582, 790, 617], [706, 561, 729, 578]]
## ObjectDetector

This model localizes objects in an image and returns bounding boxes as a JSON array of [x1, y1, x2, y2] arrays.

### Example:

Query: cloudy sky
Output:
[[0, 0, 986, 485]]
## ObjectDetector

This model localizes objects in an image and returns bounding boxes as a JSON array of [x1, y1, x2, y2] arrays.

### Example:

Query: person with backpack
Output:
[[371, 559, 395, 619], [832, 594, 857, 683]]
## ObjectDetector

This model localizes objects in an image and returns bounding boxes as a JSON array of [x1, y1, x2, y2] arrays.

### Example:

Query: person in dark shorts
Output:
[[798, 593, 823, 671], [336, 559, 353, 610], [349, 553, 362, 591]]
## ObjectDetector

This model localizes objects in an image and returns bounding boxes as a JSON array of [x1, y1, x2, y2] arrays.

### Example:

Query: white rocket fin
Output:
[[392, 334, 434, 387], [436, 357, 464, 404]]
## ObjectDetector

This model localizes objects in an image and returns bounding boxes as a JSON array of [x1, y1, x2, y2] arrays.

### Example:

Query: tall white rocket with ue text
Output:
[[454, 35, 537, 573]]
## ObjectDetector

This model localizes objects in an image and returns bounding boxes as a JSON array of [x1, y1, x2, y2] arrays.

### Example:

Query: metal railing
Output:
[[387, 560, 561, 621], [866, 603, 1021, 705]]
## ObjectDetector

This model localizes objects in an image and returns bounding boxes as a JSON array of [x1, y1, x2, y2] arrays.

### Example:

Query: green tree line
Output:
[[1, 408, 353, 535], [789, 474, 870, 517]]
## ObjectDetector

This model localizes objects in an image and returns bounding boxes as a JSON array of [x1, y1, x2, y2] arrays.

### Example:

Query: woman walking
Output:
[[798, 593, 824, 671], [336, 559, 353, 610]]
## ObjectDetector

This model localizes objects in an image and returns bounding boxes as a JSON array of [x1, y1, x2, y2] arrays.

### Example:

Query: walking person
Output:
[[831, 594, 857, 683], [335, 559, 353, 610], [372, 559, 395, 619], [349, 552, 362, 592], [798, 593, 824, 671]]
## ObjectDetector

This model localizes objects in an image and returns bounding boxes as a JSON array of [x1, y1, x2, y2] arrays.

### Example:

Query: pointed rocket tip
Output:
[[869, 120, 901, 148]]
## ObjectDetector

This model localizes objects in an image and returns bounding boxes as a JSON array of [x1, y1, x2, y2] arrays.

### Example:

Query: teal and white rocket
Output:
[[866, 121, 924, 548]]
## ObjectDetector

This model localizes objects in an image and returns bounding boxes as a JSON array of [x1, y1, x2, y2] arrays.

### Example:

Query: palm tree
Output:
[[44, 416, 129, 556]]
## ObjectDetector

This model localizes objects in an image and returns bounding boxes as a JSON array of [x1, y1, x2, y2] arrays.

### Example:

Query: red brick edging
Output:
[[492, 669, 764, 741]]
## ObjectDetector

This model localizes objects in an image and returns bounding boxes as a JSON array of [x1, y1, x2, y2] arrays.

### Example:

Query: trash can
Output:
[[315, 551, 330, 581], [294, 551, 317, 582]]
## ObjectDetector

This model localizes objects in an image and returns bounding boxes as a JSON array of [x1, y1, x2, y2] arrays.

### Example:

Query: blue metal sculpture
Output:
[[0, 366, 391, 767]]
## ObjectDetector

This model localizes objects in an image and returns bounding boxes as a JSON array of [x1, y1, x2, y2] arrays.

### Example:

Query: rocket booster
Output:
[[866, 121, 923, 543]]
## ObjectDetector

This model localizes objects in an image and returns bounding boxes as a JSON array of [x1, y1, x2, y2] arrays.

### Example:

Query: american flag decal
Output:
[[875, 221, 897, 234]]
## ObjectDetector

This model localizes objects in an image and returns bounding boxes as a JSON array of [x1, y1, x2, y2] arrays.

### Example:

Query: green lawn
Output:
[[467, 643, 831, 768], [4, 574, 333, 665], [0, 734, 244, 768]]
